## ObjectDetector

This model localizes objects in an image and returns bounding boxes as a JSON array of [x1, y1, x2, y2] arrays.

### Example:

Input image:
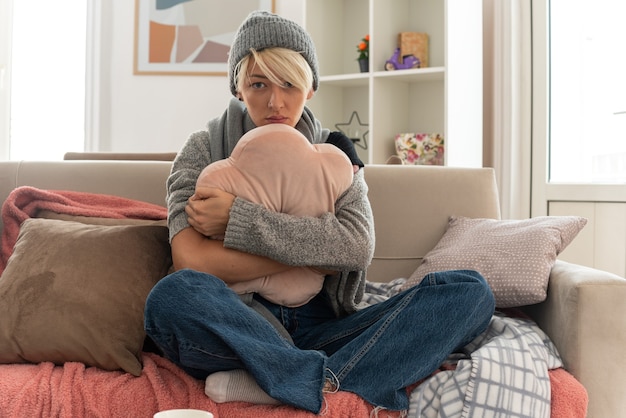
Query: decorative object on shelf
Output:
[[385, 48, 420, 71], [385, 32, 429, 71], [356, 34, 369, 73], [385, 155, 404, 165], [394, 132, 444, 165], [399, 32, 429, 68], [358, 59, 369, 73], [335, 111, 369, 150]]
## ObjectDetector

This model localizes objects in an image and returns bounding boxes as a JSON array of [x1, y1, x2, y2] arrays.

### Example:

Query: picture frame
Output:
[[134, 0, 275, 76]]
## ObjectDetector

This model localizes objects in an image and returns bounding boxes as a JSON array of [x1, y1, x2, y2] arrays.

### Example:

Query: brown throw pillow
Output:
[[0, 218, 171, 376], [400, 216, 587, 308]]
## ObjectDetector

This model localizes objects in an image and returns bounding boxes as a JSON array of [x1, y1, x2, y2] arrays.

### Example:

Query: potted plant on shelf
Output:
[[356, 34, 369, 72]]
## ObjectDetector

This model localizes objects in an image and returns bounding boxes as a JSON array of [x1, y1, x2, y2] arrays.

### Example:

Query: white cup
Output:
[[153, 409, 214, 418]]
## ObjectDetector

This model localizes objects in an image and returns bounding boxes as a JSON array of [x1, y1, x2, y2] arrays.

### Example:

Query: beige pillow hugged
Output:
[[197, 124, 353, 307], [0, 218, 171, 376], [400, 216, 587, 308]]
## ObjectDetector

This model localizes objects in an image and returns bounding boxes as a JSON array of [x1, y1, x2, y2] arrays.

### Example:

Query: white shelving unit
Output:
[[304, 0, 483, 166]]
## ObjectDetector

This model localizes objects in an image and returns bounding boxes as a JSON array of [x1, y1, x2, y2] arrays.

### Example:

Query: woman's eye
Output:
[[283, 81, 294, 88], [250, 81, 266, 89]]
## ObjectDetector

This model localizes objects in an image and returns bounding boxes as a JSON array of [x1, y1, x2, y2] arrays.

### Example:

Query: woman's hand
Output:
[[186, 187, 235, 237]]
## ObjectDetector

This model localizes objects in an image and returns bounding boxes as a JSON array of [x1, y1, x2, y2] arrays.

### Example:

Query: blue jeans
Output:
[[144, 269, 494, 413]]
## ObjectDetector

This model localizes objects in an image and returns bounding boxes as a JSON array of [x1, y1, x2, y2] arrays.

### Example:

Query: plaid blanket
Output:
[[363, 279, 562, 418]]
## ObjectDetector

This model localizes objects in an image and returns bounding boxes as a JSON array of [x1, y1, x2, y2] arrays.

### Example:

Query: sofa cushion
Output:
[[400, 216, 587, 307], [0, 218, 171, 376]]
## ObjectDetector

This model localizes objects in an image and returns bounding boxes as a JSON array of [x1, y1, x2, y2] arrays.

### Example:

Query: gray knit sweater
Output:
[[166, 98, 375, 316]]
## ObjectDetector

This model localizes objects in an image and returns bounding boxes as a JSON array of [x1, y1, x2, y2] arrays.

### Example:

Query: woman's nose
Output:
[[268, 87, 285, 109]]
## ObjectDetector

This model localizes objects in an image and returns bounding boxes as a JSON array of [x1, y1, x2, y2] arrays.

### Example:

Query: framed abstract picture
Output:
[[134, 0, 274, 76]]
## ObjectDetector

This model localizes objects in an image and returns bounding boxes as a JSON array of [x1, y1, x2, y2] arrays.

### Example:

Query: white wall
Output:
[[97, 0, 303, 153]]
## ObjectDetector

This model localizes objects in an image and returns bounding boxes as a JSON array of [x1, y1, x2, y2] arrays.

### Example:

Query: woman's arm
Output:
[[223, 169, 375, 272], [167, 132, 208, 242], [167, 131, 295, 283], [168, 130, 372, 280], [170, 227, 292, 283]]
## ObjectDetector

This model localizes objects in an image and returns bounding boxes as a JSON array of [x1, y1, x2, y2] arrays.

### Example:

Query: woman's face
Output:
[[237, 57, 314, 128]]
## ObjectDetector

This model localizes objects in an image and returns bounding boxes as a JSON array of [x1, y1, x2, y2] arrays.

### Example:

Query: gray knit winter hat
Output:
[[228, 11, 319, 96]]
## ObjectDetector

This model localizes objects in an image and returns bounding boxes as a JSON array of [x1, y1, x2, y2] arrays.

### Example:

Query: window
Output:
[[549, 0, 626, 183], [5, 0, 87, 160]]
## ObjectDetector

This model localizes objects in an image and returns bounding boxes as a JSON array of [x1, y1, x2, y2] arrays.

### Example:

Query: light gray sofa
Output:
[[0, 160, 624, 417]]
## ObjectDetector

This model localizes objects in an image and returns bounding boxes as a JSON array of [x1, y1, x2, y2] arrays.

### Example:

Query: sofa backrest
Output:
[[364, 165, 501, 282], [0, 161, 172, 210], [0, 161, 501, 283], [63, 152, 177, 161]]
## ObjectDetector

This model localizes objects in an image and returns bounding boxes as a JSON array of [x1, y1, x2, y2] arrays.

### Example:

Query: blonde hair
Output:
[[235, 47, 314, 94]]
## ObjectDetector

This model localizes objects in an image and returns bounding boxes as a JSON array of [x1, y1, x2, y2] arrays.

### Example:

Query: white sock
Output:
[[205, 369, 281, 405]]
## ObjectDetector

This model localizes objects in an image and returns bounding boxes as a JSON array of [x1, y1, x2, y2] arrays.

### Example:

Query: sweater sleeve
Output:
[[166, 130, 212, 242], [223, 169, 375, 273]]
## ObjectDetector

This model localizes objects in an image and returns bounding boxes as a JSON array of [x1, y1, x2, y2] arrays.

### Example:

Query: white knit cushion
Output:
[[400, 216, 587, 308]]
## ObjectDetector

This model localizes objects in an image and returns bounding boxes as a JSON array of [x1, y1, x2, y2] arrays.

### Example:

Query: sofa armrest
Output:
[[523, 260, 626, 418]]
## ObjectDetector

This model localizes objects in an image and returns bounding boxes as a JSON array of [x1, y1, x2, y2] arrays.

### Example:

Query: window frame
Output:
[[530, 0, 626, 217]]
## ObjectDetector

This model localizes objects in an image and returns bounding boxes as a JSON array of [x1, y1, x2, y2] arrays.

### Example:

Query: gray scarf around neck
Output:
[[207, 98, 330, 161]]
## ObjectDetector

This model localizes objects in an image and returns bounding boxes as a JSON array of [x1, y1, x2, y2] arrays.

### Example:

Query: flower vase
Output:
[[358, 59, 369, 73]]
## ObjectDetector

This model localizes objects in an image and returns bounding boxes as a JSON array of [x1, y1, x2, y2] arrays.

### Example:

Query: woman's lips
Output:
[[266, 116, 288, 123]]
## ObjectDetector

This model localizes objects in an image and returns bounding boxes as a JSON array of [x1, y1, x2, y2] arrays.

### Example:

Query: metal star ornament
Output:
[[335, 111, 368, 150]]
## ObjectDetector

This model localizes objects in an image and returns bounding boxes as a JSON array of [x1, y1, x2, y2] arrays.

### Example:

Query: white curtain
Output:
[[482, 0, 532, 219]]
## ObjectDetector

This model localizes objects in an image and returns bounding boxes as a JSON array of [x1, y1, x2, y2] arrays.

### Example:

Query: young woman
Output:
[[144, 11, 495, 414]]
